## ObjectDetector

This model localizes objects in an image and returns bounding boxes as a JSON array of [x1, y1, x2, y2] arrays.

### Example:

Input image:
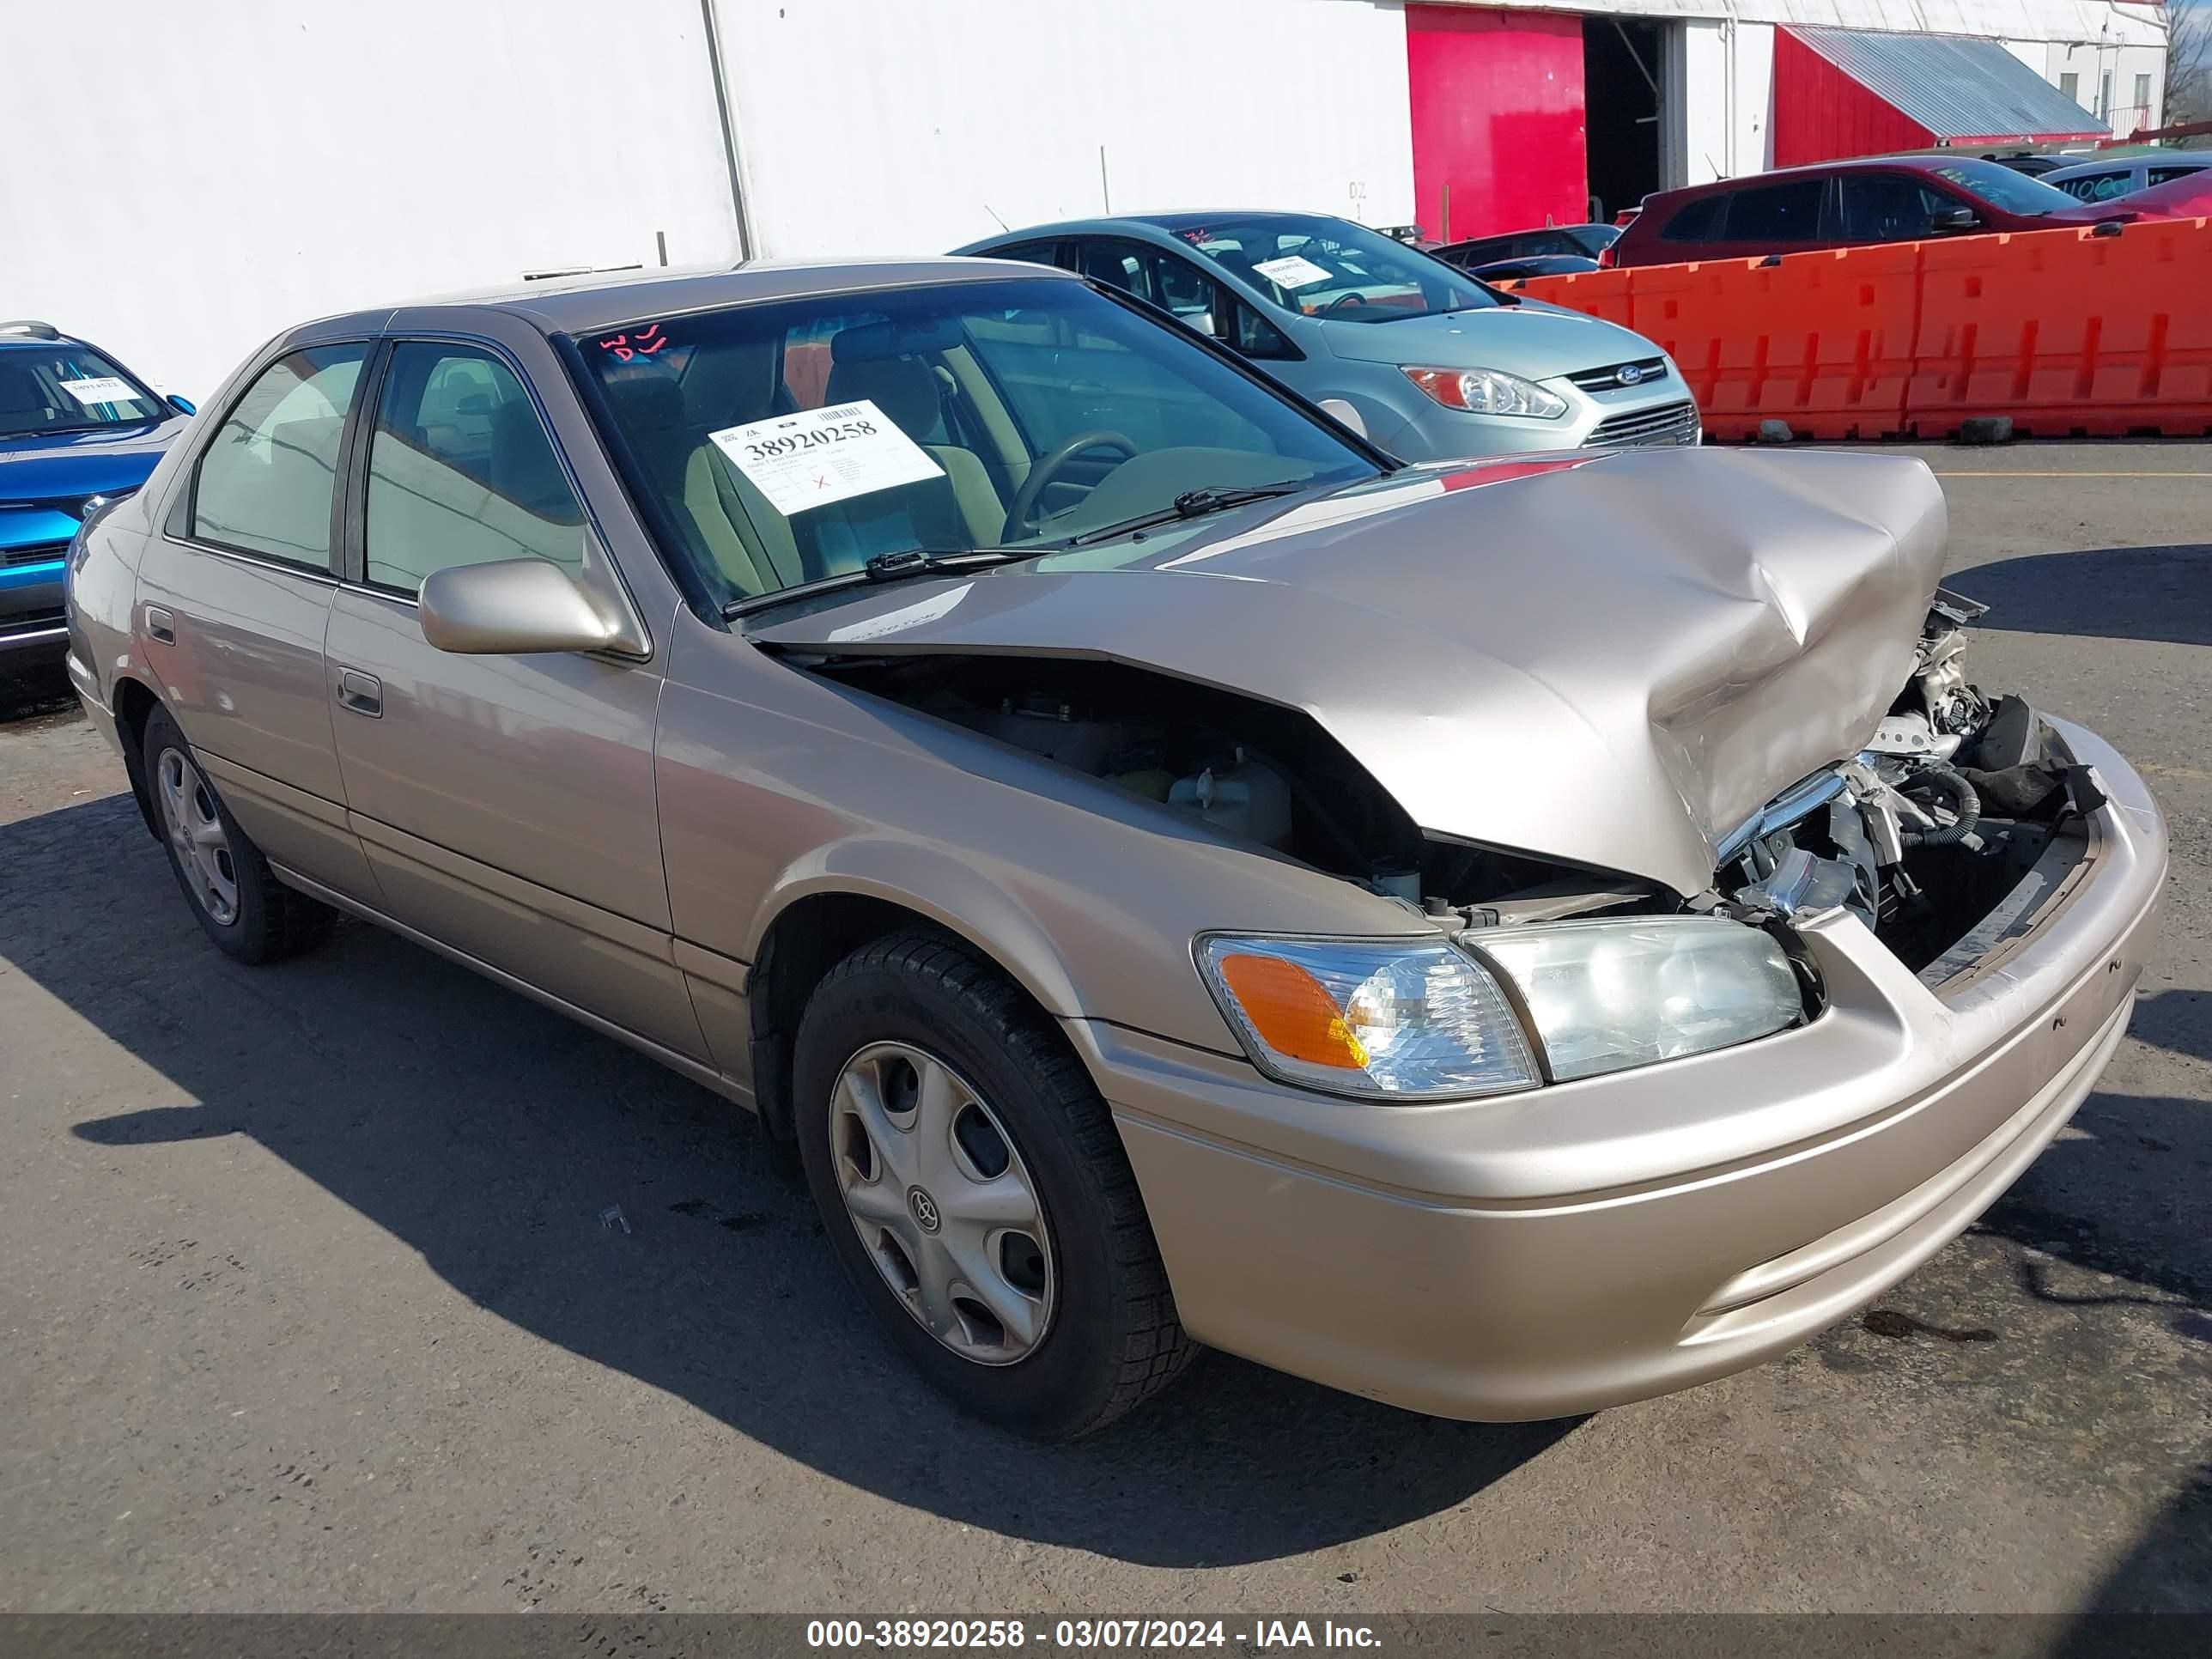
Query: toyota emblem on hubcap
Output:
[[907, 1186, 942, 1232]]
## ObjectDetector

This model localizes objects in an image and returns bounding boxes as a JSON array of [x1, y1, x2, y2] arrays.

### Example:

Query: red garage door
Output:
[[1407, 5, 1586, 242]]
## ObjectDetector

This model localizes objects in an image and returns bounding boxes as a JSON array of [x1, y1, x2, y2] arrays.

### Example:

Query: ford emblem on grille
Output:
[[1616, 363, 1645, 386]]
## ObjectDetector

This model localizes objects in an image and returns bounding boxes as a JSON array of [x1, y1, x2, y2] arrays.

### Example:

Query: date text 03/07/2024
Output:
[[805, 1619, 1384, 1650]]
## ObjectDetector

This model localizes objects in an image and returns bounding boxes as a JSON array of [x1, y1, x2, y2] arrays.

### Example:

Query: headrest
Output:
[[823, 353, 938, 439]]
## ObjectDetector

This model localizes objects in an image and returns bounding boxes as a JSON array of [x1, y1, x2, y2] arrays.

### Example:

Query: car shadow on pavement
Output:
[[13, 793, 1575, 1568], [1971, 990, 2212, 1322], [1956, 544, 2212, 648]]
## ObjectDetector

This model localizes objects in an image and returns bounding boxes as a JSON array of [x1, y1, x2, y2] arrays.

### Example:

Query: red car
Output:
[[1607, 155, 2137, 268]]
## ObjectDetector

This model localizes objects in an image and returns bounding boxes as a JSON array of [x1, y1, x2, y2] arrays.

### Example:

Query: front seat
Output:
[[602, 371, 782, 598], [821, 325, 1006, 563]]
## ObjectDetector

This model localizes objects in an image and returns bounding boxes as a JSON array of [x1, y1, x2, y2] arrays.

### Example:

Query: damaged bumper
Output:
[[1079, 717, 2163, 1420]]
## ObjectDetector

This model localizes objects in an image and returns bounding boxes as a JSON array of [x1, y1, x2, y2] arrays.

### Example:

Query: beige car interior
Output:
[[608, 322, 1022, 600]]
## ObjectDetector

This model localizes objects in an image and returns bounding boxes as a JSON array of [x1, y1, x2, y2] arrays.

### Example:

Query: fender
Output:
[[746, 833, 1091, 1024]]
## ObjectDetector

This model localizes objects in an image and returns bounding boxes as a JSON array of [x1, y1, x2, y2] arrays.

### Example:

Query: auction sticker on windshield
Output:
[[1250, 254, 1334, 290], [57, 378, 139, 405], [708, 399, 944, 518]]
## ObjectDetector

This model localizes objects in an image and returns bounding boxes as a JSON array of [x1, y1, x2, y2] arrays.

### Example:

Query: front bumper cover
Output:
[[1077, 716, 2164, 1420]]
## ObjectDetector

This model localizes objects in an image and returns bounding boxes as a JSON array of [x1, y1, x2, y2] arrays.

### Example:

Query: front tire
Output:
[[793, 930, 1194, 1438], [141, 704, 337, 965]]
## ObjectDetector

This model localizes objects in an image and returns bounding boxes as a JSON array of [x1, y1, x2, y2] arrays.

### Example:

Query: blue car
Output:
[[2, 321, 192, 670]]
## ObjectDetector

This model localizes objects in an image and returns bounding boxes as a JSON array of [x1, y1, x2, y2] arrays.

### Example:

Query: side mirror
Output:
[[167, 395, 196, 416], [1931, 207, 1981, 234], [420, 558, 639, 657], [1316, 398, 1367, 439]]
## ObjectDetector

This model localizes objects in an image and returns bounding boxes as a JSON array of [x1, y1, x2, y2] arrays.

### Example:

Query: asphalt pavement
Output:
[[3, 442, 2210, 1615]]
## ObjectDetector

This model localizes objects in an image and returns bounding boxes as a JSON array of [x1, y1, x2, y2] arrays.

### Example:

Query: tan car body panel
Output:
[[64, 260, 2165, 1421]]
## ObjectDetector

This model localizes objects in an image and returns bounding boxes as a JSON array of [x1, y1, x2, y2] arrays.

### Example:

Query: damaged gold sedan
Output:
[[66, 261, 2163, 1437]]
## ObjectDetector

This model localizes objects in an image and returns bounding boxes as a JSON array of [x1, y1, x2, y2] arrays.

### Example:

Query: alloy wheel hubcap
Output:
[[830, 1042, 1054, 1365], [155, 747, 239, 927]]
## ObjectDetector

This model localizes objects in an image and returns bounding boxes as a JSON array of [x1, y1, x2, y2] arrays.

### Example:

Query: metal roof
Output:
[[1788, 25, 2112, 145]]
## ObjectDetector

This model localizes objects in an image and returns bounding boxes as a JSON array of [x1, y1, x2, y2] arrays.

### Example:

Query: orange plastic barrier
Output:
[[1631, 244, 1917, 441], [1508, 266, 1635, 330], [1517, 217, 2212, 441], [1909, 216, 2212, 439]]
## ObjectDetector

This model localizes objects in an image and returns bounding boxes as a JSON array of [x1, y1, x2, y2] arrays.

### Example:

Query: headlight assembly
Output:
[[1401, 365, 1569, 418], [1468, 916, 1805, 1083], [1197, 918, 1805, 1101]]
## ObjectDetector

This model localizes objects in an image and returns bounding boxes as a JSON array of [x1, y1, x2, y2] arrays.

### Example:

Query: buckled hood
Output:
[[751, 448, 1948, 896]]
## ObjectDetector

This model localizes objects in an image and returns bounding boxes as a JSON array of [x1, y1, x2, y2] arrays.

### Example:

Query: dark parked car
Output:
[[1463, 254, 1601, 283], [1609, 156, 2136, 268], [1431, 223, 1620, 272]]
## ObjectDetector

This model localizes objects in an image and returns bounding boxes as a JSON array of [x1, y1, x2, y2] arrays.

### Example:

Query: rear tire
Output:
[[793, 930, 1194, 1438], [141, 704, 337, 965]]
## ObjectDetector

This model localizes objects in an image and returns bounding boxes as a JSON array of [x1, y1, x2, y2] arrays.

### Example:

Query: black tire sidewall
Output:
[[141, 707, 276, 962], [794, 955, 1132, 1437]]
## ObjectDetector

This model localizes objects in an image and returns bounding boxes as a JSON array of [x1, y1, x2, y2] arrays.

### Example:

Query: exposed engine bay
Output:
[[1712, 591, 2106, 981], [797, 587, 2101, 984]]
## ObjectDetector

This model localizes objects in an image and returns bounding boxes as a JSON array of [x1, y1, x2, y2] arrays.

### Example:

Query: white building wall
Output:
[[714, 0, 1417, 258], [2, 0, 744, 400], [1670, 16, 1776, 183], [2048, 40, 2167, 135], [1732, 21, 1779, 173]]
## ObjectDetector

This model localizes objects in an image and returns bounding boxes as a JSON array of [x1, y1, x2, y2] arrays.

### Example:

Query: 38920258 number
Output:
[[742, 419, 878, 462]]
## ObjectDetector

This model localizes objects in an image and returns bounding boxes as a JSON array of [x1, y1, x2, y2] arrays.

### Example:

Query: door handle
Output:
[[145, 605, 175, 645], [337, 667, 383, 718]]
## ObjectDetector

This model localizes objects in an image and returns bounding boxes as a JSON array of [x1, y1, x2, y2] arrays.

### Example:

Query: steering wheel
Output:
[[1002, 430, 1138, 540], [1323, 290, 1369, 314]]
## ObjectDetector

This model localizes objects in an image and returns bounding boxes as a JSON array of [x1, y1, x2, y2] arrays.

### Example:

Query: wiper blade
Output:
[[720, 548, 1019, 621], [1066, 481, 1308, 547]]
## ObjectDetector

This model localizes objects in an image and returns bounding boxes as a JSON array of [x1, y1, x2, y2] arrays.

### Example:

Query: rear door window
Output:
[[191, 344, 368, 571], [987, 239, 1063, 267], [2148, 166, 2203, 187], [1659, 195, 1726, 243], [1723, 179, 1827, 243], [1072, 240, 1155, 301]]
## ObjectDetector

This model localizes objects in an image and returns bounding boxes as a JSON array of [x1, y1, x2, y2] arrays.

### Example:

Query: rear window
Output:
[[1723, 179, 1826, 243], [1659, 196, 1725, 243]]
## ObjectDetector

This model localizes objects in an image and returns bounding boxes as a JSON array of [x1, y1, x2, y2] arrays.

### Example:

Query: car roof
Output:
[[1637, 153, 2004, 208], [312, 256, 1081, 339], [2045, 155, 2207, 181], [967, 210, 1360, 245]]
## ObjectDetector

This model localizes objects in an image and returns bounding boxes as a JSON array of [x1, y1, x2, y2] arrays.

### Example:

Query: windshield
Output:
[[1929, 158, 2084, 217], [0, 343, 166, 437], [1162, 213, 1500, 324], [568, 276, 1378, 611]]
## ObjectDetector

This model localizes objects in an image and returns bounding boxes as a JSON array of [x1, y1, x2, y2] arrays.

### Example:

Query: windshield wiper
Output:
[[721, 547, 1022, 621], [1066, 481, 1310, 548]]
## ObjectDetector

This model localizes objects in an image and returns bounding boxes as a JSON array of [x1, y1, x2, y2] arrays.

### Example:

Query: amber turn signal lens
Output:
[[1215, 952, 1370, 1070]]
